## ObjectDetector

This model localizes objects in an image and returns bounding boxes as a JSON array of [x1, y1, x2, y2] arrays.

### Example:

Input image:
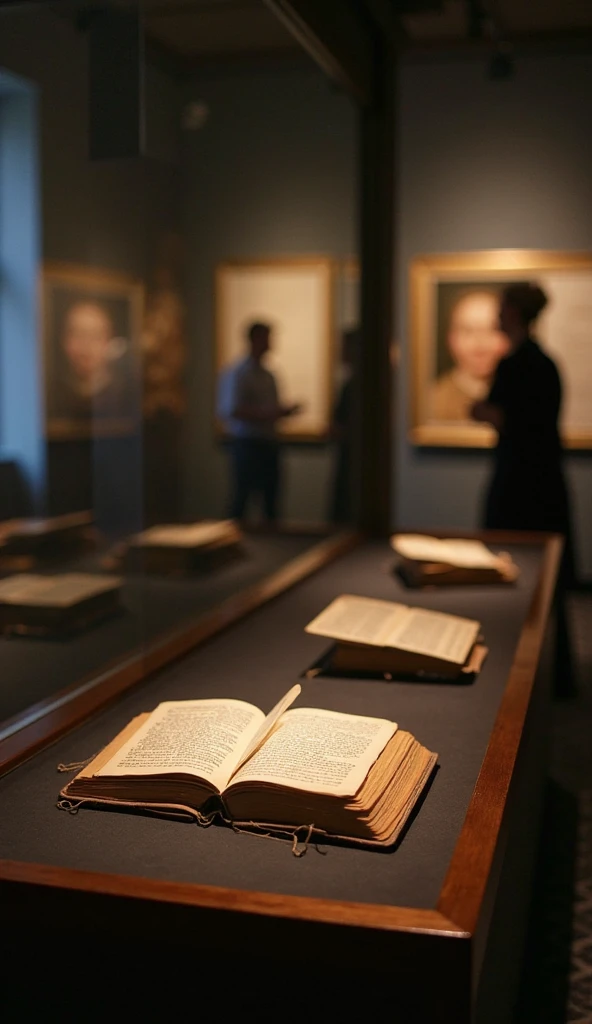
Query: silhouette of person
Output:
[[328, 328, 359, 524], [217, 322, 301, 525], [431, 290, 509, 420], [472, 282, 576, 693]]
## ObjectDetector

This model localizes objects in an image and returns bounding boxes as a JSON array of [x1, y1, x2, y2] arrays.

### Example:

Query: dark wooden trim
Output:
[[0, 862, 471, 1016], [437, 534, 563, 933], [357, 32, 395, 534], [0, 530, 360, 777], [0, 858, 464, 938], [263, 0, 375, 104]]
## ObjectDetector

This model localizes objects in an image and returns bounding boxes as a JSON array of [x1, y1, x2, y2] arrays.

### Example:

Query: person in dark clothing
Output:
[[472, 281, 576, 693], [328, 328, 359, 524]]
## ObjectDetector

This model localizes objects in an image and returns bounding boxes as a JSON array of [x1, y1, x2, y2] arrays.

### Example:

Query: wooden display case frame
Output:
[[0, 530, 562, 1021]]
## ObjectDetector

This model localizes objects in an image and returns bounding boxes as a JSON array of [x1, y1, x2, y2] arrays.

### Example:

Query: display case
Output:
[[0, 0, 360, 742], [0, 531, 561, 1022]]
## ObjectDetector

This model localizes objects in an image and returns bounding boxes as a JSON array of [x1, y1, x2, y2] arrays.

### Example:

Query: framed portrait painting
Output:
[[410, 250, 592, 448], [215, 257, 334, 441], [42, 263, 144, 440]]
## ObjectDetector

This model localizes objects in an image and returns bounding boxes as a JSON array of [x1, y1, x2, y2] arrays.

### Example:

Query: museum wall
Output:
[[0, 9, 183, 526], [396, 51, 592, 578], [180, 65, 357, 524]]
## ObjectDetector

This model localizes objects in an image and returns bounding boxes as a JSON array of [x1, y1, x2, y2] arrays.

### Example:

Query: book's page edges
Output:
[[58, 754, 439, 850], [58, 785, 209, 824], [303, 643, 485, 684], [74, 714, 151, 779], [463, 643, 488, 675], [395, 557, 519, 588]]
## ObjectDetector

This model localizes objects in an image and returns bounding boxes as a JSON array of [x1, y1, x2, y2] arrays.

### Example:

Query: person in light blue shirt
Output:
[[217, 322, 301, 524]]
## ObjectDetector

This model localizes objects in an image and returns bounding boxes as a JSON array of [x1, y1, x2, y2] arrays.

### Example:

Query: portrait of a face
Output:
[[411, 251, 592, 448], [430, 282, 510, 422], [43, 266, 143, 439]]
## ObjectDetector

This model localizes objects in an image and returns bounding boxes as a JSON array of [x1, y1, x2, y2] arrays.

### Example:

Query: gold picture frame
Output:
[[410, 249, 592, 449], [215, 256, 335, 443], [42, 262, 144, 440]]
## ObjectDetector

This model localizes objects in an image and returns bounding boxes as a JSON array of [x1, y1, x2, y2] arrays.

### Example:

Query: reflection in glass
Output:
[[0, 0, 358, 736]]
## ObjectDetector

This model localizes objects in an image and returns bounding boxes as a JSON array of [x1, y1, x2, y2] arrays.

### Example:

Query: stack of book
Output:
[[0, 572, 122, 637], [123, 520, 244, 575], [391, 534, 519, 588]]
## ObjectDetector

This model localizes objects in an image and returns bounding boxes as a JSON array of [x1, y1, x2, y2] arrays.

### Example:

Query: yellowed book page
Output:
[[233, 683, 302, 774], [384, 607, 479, 665], [96, 699, 265, 793], [440, 539, 502, 569], [134, 522, 235, 547], [305, 595, 409, 647], [392, 534, 500, 569], [227, 707, 397, 797], [391, 534, 447, 562]]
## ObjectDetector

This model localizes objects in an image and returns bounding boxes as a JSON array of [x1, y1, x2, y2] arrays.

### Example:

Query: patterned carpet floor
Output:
[[516, 594, 592, 1023], [567, 790, 592, 1023]]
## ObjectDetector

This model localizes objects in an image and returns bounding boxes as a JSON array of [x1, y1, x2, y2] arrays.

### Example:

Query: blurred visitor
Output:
[[217, 322, 301, 526], [472, 281, 576, 692], [328, 328, 360, 524]]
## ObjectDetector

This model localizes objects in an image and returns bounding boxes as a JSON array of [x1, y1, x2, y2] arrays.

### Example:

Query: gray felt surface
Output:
[[0, 540, 546, 909]]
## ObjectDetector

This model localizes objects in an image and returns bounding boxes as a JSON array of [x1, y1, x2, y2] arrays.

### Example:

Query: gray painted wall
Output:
[[180, 66, 357, 524], [396, 52, 592, 578]]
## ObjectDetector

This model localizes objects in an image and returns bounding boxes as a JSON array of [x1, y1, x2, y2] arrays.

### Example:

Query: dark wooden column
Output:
[[265, 0, 396, 536], [357, 38, 395, 535]]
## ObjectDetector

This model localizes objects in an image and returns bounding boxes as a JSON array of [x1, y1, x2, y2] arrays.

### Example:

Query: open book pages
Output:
[[391, 534, 517, 575], [305, 594, 480, 667], [60, 684, 438, 846], [93, 684, 396, 798], [0, 573, 121, 607], [131, 521, 239, 549]]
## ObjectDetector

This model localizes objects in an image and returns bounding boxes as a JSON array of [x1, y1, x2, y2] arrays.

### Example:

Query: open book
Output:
[[59, 684, 437, 848], [391, 534, 519, 587], [124, 520, 243, 574], [305, 594, 485, 678]]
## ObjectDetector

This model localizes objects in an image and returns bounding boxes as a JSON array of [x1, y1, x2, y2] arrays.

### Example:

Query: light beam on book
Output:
[[305, 594, 486, 678], [59, 684, 437, 848], [391, 534, 519, 587]]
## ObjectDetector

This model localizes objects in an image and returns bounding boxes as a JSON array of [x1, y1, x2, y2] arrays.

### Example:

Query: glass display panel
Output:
[[0, 0, 358, 736]]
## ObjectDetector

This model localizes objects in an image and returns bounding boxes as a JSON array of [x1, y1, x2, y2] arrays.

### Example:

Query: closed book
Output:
[[124, 520, 243, 575], [0, 572, 122, 636]]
